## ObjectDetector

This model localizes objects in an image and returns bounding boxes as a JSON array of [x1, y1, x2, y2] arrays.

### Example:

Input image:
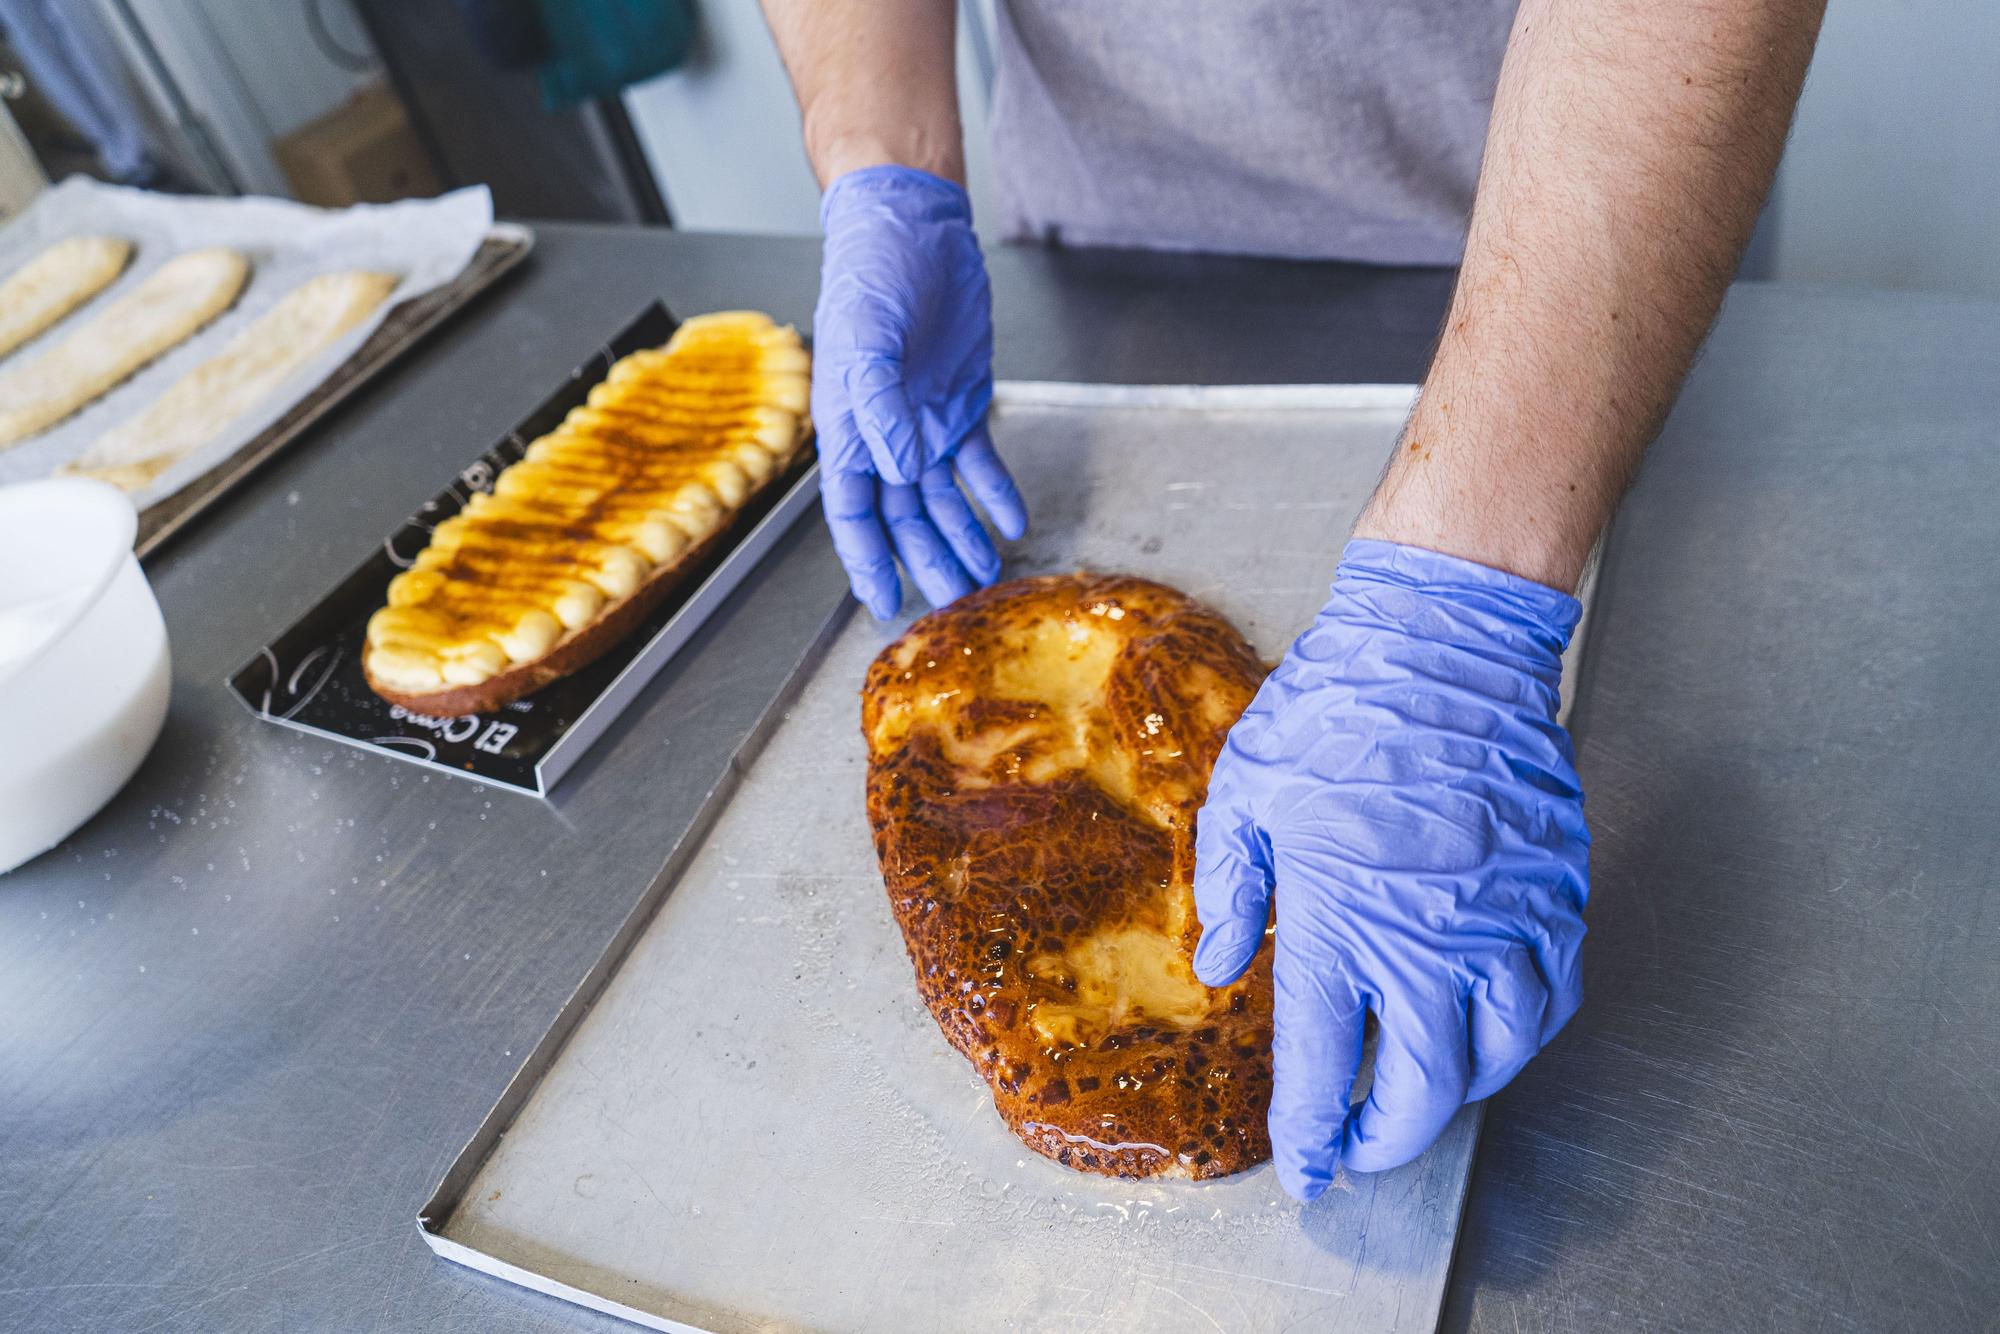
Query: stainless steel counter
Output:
[[0, 225, 1993, 1332], [1446, 284, 2000, 1332]]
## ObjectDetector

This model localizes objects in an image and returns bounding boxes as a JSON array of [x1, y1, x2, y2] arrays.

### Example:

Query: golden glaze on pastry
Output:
[[863, 575, 1275, 1179], [363, 311, 809, 711]]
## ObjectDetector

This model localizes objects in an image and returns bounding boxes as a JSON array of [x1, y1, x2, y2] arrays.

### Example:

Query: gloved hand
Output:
[[812, 165, 1028, 619], [1192, 539, 1588, 1200]]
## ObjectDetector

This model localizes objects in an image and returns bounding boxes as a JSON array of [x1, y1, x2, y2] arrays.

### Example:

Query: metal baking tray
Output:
[[136, 223, 534, 557], [228, 300, 818, 797], [417, 382, 1597, 1331]]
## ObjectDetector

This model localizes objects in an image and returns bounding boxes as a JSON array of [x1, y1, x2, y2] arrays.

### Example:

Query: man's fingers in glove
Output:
[[820, 470, 900, 620], [1340, 984, 1472, 1174], [846, 357, 923, 486], [1533, 913, 1587, 1045], [1191, 806, 1273, 987], [1466, 946, 1549, 1102], [1267, 939, 1367, 1202], [953, 425, 1028, 541], [918, 463, 1001, 587], [880, 481, 975, 611]]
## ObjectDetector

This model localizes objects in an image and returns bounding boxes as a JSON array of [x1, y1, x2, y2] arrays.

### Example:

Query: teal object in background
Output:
[[536, 0, 695, 110]]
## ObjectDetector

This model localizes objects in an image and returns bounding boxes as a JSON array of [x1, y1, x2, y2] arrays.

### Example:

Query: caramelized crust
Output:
[[363, 311, 810, 712], [863, 575, 1275, 1180]]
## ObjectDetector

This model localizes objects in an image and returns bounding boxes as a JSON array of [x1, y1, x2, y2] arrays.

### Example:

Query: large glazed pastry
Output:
[[863, 574, 1276, 1180], [363, 310, 811, 714], [0, 247, 249, 447], [64, 270, 398, 493], [0, 235, 132, 361]]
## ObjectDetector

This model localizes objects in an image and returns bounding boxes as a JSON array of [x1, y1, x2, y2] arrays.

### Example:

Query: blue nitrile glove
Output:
[[813, 165, 1029, 619], [1192, 539, 1588, 1200]]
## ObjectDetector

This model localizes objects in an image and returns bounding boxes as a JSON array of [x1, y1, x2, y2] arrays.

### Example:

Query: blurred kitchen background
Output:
[[0, 0, 1993, 298]]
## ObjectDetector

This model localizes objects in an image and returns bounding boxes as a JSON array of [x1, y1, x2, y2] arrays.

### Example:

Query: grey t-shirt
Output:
[[988, 0, 1517, 264]]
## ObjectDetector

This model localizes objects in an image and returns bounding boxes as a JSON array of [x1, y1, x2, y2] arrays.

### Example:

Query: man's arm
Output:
[[1195, 0, 1828, 1199], [761, 0, 965, 187], [760, 1, 1026, 618], [1354, 0, 1828, 591]]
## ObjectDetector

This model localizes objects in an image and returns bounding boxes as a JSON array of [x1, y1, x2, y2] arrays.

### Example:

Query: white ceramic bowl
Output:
[[0, 478, 171, 874]]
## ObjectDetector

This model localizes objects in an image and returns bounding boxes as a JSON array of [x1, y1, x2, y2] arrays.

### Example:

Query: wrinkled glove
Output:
[[813, 165, 1028, 619], [1192, 539, 1588, 1200]]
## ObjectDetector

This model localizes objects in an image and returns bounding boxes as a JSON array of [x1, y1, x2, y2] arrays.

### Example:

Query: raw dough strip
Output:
[[0, 247, 250, 448], [63, 270, 399, 493], [0, 235, 133, 362]]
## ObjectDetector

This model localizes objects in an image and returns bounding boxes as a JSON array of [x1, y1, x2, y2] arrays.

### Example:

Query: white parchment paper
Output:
[[0, 177, 493, 508]]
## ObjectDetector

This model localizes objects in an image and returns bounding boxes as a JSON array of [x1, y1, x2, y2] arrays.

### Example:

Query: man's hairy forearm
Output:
[[760, 0, 965, 187], [1355, 0, 1826, 591]]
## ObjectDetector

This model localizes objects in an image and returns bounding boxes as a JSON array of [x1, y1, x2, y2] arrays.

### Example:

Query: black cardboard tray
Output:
[[227, 301, 819, 796]]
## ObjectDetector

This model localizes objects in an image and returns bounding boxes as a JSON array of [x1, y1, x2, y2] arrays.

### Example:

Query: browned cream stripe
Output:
[[374, 316, 804, 665]]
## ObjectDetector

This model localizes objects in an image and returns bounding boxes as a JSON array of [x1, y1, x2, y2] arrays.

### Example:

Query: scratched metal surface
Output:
[[441, 387, 1484, 1334], [12, 222, 1988, 1332], [0, 228, 1457, 1334], [1444, 283, 2000, 1332]]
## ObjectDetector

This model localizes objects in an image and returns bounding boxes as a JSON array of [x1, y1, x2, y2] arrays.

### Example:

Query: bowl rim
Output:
[[0, 477, 141, 694]]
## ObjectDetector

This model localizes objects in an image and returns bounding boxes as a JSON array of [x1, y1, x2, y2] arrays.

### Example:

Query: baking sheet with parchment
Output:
[[0, 177, 491, 508], [435, 384, 1573, 1333]]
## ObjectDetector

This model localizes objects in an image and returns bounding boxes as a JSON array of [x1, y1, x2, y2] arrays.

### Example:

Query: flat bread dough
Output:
[[864, 574, 1276, 1180], [63, 270, 398, 493], [0, 235, 132, 362], [0, 247, 249, 448]]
